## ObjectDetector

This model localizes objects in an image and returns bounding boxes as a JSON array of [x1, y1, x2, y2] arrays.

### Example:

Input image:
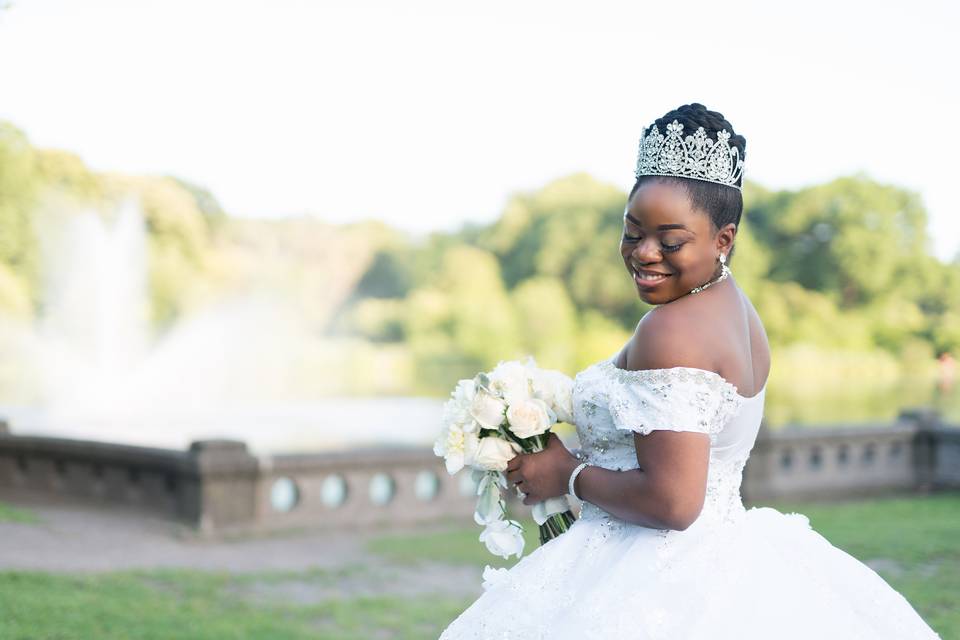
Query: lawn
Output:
[[0, 493, 955, 639], [0, 501, 37, 523], [0, 569, 469, 640]]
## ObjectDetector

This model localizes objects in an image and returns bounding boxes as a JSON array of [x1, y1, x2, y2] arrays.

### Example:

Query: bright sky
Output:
[[1, 0, 958, 261]]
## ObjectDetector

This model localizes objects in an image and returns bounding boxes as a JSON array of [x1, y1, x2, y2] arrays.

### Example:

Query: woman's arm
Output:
[[572, 430, 710, 531], [508, 430, 710, 531], [509, 306, 716, 531]]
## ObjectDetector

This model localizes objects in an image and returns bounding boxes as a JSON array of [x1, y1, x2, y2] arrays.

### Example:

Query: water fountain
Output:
[[0, 196, 442, 453]]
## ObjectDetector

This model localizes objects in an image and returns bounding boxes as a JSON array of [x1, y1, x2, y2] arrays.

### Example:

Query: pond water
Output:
[[2, 378, 956, 455]]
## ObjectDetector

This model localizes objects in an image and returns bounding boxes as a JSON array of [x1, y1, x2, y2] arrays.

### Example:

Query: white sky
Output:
[[1, 0, 958, 261]]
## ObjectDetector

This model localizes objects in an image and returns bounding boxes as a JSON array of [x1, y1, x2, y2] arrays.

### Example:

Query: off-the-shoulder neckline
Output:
[[597, 355, 767, 401]]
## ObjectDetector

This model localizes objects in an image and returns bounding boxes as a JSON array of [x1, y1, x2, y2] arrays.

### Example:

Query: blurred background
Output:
[[0, 1, 957, 638]]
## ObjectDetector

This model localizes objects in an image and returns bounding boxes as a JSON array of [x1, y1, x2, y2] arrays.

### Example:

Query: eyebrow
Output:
[[624, 212, 689, 231]]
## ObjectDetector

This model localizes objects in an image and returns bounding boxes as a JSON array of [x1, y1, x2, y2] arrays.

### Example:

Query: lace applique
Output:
[[596, 362, 744, 437]]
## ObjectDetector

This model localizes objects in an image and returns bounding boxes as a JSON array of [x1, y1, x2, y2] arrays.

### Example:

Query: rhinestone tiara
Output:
[[634, 119, 744, 190]]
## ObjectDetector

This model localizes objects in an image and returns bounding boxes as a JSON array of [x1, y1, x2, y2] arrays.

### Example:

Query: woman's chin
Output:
[[637, 288, 664, 304], [637, 283, 683, 305]]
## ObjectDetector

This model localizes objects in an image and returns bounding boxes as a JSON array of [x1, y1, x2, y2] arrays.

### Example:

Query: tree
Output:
[[511, 276, 578, 371], [0, 122, 39, 300], [750, 173, 931, 308]]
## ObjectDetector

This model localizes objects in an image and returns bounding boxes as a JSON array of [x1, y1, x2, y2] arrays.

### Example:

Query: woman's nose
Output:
[[631, 237, 662, 263]]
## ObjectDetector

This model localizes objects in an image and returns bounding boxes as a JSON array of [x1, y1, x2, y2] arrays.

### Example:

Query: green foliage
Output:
[[352, 247, 414, 299], [419, 244, 522, 370], [0, 263, 31, 319], [0, 122, 40, 301], [511, 276, 578, 370], [34, 149, 104, 202], [1, 117, 957, 398], [478, 172, 642, 326], [331, 170, 959, 395], [0, 121, 217, 331], [749, 173, 932, 307]]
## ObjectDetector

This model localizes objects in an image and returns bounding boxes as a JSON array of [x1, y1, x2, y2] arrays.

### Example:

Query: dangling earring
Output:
[[718, 252, 731, 278]]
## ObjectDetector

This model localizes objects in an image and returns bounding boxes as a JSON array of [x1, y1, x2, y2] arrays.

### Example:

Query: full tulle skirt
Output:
[[438, 505, 941, 640]]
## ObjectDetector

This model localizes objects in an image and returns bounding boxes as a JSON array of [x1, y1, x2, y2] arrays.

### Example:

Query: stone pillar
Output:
[[184, 440, 259, 532], [901, 407, 940, 492], [931, 426, 960, 489]]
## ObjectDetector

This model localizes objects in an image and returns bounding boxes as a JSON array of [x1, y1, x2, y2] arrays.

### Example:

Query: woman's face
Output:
[[621, 179, 735, 305]]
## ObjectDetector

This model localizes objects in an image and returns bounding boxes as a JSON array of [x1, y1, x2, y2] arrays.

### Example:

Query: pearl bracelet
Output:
[[568, 462, 588, 499]]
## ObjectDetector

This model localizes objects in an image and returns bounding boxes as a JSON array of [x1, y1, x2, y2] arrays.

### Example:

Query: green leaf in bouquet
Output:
[[474, 371, 494, 395]]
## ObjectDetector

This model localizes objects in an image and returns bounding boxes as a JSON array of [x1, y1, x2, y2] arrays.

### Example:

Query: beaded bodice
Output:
[[571, 352, 767, 530]]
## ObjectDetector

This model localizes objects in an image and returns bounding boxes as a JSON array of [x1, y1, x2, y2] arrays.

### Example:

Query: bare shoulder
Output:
[[622, 281, 771, 394], [626, 299, 720, 373]]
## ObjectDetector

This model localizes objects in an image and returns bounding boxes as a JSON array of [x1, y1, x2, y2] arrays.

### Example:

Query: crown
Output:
[[634, 119, 744, 190]]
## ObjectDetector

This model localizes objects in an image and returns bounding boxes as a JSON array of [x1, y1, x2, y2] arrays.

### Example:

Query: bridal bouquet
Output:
[[433, 356, 578, 560]]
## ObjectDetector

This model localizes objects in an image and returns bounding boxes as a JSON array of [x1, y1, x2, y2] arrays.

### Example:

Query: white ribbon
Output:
[[531, 495, 573, 526]]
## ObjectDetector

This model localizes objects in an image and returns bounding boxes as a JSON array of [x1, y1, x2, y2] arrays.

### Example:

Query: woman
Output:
[[439, 103, 941, 639]]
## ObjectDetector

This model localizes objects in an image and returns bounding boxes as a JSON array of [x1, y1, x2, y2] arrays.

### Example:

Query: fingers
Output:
[[505, 453, 522, 472]]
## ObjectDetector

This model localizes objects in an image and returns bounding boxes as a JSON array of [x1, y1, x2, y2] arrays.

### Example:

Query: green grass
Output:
[[365, 515, 542, 568], [0, 569, 468, 640], [0, 501, 37, 523], [366, 492, 960, 638], [755, 492, 960, 563], [0, 493, 955, 638], [753, 492, 960, 637]]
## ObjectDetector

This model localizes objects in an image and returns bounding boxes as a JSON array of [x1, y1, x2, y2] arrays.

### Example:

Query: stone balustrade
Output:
[[0, 408, 957, 533]]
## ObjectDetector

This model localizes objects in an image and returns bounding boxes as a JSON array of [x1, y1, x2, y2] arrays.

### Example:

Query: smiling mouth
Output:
[[631, 266, 671, 284]]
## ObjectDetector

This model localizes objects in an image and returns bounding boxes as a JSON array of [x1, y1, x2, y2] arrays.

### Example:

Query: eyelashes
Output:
[[622, 234, 683, 253]]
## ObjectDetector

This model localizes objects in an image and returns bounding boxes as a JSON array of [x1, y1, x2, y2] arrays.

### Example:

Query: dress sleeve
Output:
[[604, 368, 744, 437]]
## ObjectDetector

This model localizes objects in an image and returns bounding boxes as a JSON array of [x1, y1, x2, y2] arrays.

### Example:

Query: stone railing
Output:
[[0, 408, 957, 532], [741, 408, 956, 502]]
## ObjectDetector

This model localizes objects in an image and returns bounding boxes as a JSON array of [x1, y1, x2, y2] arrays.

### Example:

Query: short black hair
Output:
[[628, 103, 746, 264]]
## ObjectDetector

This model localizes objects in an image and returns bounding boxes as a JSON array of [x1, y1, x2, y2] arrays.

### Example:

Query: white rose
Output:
[[506, 397, 554, 439], [479, 519, 525, 559], [530, 368, 575, 424], [446, 379, 482, 433], [481, 565, 511, 591], [489, 359, 533, 406], [470, 389, 507, 430], [435, 424, 480, 475], [473, 436, 517, 472]]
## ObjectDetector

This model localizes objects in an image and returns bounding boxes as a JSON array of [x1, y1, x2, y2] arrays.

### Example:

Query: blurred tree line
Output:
[[337, 173, 960, 395], [0, 120, 379, 335], [0, 121, 216, 326], [1, 119, 958, 398]]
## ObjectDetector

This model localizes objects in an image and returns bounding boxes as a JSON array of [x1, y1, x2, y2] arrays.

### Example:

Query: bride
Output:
[[438, 103, 942, 639]]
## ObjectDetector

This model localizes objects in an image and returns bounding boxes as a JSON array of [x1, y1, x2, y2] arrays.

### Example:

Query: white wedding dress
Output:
[[439, 351, 942, 639]]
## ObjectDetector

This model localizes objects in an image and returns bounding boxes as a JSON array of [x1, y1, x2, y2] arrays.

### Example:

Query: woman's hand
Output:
[[505, 432, 579, 506]]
